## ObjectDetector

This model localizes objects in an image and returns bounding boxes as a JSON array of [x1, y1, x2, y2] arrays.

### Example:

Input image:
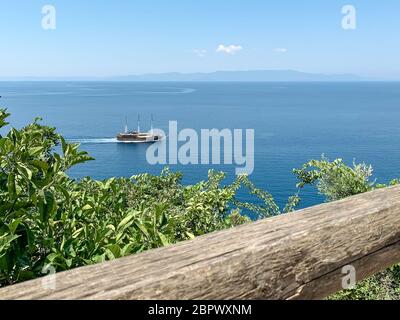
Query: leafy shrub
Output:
[[293, 155, 374, 201]]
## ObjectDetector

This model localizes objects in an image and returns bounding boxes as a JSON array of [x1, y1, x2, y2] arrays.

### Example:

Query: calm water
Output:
[[1, 81, 400, 209]]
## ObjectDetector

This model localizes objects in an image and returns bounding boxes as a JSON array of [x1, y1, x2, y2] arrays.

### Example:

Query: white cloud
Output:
[[216, 44, 243, 55], [193, 49, 207, 58], [274, 48, 288, 53]]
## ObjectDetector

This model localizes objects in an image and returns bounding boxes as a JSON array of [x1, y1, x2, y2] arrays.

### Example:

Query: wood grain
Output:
[[1, 185, 400, 300]]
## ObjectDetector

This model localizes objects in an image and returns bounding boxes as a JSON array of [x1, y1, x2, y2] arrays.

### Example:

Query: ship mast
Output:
[[137, 115, 141, 133], [150, 114, 154, 135]]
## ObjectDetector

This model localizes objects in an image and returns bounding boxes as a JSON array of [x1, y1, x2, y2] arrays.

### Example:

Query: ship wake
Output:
[[67, 138, 118, 144]]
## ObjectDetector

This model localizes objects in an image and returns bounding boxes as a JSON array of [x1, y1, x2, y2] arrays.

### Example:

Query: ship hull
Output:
[[116, 133, 163, 143]]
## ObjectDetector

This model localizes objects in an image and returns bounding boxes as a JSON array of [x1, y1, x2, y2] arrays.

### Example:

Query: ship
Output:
[[116, 115, 163, 143]]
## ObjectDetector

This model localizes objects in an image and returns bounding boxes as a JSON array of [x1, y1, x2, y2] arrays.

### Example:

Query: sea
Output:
[[1, 81, 400, 210]]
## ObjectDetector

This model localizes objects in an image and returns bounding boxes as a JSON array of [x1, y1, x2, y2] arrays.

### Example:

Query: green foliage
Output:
[[294, 155, 374, 201], [294, 156, 400, 300], [0, 109, 94, 284], [232, 176, 300, 217], [0, 109, 293, 287]]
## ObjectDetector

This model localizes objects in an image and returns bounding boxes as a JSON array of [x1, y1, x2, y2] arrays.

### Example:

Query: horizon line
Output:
[[0, 69, 398, 81]]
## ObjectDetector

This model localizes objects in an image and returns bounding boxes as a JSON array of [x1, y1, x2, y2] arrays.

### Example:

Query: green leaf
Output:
[[117, 211, 137, 231], [38, 191, 57, 223], [121, 243, 134, 257], [0, 234, 20, 258], [28, 147, 44, 157], [134, 220, 149, 238], [30, 159, 48, 171], [46, 253, 59, 263], [7, 173, 16, 198], [157, 232, 170, 246], [8, 219, 21, 234], [82, 204, 92, 211], [91, 254, 106, 264], [17, 162, 33, 180], [72, 228, 83, 239], [185, 232, 195, 240], [60, 136, 68, 155]]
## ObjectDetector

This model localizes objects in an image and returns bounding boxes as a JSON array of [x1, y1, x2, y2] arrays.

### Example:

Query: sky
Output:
[[0, 0, 399, 79]]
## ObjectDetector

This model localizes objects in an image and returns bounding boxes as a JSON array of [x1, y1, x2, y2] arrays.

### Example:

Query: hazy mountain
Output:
[[0, 70, 370, 82], [113, 70, 366, 82]]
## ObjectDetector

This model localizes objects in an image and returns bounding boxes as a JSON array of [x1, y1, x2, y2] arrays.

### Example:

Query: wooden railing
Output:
[[1, 185, 400, 300]]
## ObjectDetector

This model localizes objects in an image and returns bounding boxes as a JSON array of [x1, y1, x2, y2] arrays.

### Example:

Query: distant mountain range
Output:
[[112, 70, 366, 82], [1, 70, 373, 82]]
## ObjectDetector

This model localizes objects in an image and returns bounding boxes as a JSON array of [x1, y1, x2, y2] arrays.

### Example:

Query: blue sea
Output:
[[1, 81, 400, 210]]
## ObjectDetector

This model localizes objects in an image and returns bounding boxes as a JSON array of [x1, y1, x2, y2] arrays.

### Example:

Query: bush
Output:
[[293, 155, 374, 201]]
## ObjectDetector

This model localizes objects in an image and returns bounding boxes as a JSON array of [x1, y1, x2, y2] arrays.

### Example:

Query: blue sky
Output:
[[0, 0, 399, 78]]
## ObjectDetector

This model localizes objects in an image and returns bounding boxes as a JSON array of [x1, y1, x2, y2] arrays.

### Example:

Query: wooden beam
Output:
[[1, 186, 400, 300]]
